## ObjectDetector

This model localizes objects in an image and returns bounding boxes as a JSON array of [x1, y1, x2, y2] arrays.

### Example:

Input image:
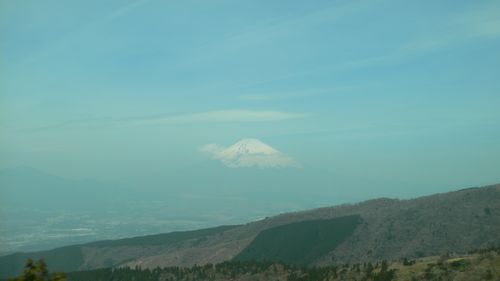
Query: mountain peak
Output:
[[225, 138, 280, 156], [201, 138, 299, 168]]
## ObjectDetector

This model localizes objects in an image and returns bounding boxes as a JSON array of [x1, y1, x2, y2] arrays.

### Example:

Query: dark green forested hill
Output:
[[234, 215, 361, 265], [0, 246, 84, 280]]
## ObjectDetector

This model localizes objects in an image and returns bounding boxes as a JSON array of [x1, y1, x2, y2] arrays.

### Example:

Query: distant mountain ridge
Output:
[[1, 183, 499, 278]]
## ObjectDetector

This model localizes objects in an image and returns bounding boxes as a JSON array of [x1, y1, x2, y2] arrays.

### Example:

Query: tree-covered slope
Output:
[[85, 225, 237, 247], [62, 248, 500, 281], [234, 215, 361, 265], [0, 246, 84, 280], [0, 225, 237, 279]]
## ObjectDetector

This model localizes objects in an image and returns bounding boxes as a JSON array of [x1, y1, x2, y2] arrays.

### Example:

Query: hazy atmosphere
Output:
[[1, 0, 500, 258]]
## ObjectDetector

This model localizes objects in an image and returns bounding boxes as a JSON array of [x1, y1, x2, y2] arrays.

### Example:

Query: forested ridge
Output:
[[234, 215, 361, 265], [60, 247, 500, 281]]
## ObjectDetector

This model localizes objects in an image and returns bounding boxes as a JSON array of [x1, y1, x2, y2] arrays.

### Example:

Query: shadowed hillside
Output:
[[234, 215, 361, 265]]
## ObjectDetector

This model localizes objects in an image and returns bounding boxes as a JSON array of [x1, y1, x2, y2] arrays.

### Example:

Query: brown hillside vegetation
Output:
[[123, 184, 500, 268], [62, 248, 500, 281]]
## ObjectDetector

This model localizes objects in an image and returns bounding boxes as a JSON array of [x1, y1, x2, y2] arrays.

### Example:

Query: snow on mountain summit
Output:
[[200, 139, 299, 168], [225, 138, 280, 156]]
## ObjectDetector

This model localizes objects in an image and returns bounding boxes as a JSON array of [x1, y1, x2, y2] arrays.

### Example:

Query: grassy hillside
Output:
[[234, 215, 361, 265]]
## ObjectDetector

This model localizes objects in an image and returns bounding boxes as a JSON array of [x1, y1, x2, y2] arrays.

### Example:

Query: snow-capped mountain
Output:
[[224, 138, 280, 156], [201, 138, 299, 168]]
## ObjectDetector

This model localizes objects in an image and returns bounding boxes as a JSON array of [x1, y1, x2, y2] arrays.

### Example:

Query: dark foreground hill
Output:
[[64, 248, 500, 281], [1, 184, 499, 278], [0, 226, 237, 278]]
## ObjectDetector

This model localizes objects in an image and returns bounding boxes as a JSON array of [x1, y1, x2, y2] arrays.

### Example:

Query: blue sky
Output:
[[2, 0, 500, 203]]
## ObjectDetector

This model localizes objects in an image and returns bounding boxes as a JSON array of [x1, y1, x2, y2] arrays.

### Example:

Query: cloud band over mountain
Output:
[[200, 138, 300, 168]]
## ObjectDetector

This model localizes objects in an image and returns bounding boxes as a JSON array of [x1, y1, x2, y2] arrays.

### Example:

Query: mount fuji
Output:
[[201, 138, 300, 168]]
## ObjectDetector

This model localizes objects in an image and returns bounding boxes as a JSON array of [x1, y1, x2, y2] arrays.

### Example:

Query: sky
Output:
[[1, 0, 500, 206]]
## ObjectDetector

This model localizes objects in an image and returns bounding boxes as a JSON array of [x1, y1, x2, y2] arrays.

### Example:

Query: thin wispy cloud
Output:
[[225, 2, 500, 91], [238, 86, 356, 102], [24, 110, 307, 131], [126, 110, 306, 126], [460, 1, 500, 39], [180, 0, 381, 68], [358, 2, 500, 62], [10, 0, 151, 69], [200, 138, 300, 168], [107, 0, 150, 21], [239, 95, 273, 101]]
